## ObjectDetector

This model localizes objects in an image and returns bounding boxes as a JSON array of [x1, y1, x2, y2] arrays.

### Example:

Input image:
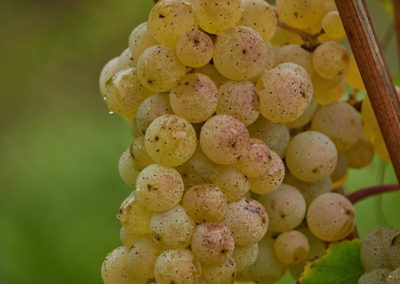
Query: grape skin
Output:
[[232, 243, 259, 274], [344, 135, 375, 169], [130, 119, 144, 138], [99, 57, 119, 97], [195, 62, 228, 88], [313, 77, 346, 105], [118, 148, 139, 188], [330, 152, 348, 185], [285, 96, 317, 129], [128, 22, 158, 66], [387, 267, 400, 284], [321, 11, 346, 40], [346, 55, 365, 91], [274, 230, 309, 264], [358, 269, 391, 284], [213, 166, 250, 202], [275, 44, 313, 75], [276, 0, 325, 29], [119, 227, 140, 249], [389, 232, 400, 269], [176, 30, 214, 68], [117, 48, 135, 70], [130, 136, 155, 171], [201, 258, 237, 284], [270, 26, 303, 46]]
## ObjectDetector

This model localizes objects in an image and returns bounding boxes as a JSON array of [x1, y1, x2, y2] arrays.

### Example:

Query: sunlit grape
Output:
[[128, 22, 158, 66], [276, 0, 325, 29], [312, 41, 350, 79], [275, 44, 313, 75], [346, 55, 365, 90], [321, 11, 345, 40]]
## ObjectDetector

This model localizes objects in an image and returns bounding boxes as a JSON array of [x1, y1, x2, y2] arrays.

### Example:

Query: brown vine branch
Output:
[[346, 184, 400, 204], [394, 0, 400, 69]]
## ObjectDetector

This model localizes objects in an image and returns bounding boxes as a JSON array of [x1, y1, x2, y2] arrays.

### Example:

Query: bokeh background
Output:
[[0, 0, 399, 283]]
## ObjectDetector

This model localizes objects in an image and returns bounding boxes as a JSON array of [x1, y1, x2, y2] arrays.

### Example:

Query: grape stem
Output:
[[346, 184, 400, 204]]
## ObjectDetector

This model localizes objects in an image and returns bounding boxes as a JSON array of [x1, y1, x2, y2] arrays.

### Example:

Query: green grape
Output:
[[193, 0, 242, 34], [330, 153, 348, 186], [201, 258, 237, 284], [275, 44, 313, 75], [128, 22, 158, 66], [249, 150, 285, 195], [257, 63, 313, 123], [286, 131, 338, 182], [118, 148, 139, 187], [150, 205, 195, 249], [274, 230, 309, 264], [191, 222, 234, 264], [389, 232, 400, 269], [216, 81, 259, 126], [130, 119, 144, 138], [223, 198, 268, 245], [313, 76, 346, 105], [321, 11, 345, 40], [154, 249, 202, 284], [311, 101, 362, 152], [360, 227, 399, 271], [99, 57, 119, 97], [344, 135, 375, 169], [239, 0, 277, 42], [214, 166, 250, 202], [270, 26, 303, 46], [195, 62, 228, 88], [346, 55, 365, 90], [182, 184, 228, 223], [232, 243, 258, 274], [234, 138, 271, 178], [102, 246, 146, 284], [137, 45, 186, 92], [127, 235, 162, 280], [276, 0, 325, 29], [307, 193, 355, 242], [130, 136, 154, 171], [247, 116, 290, 158], [145, 114, 197, 167], [285, 96, 317, 129], [148, 0, 196, 46], [258, 184, 306, 232], [120, 227, 140, 249], [170, 73, 218, 123], [136, 164, 184, 211], [200, 114, 250, 165], [358, 269, 391, 284], [213, 26, 268, 80], [387, 267, 400, 283], [118, 191, 153, 235], [117, 48, 135, 70], [312, 41, 350, 79], [176, 30, 214, 68], [136, 94, 174, 135]]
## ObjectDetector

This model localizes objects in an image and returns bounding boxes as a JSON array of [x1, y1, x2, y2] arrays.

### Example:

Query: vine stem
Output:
[[346, 184, 400, 204]]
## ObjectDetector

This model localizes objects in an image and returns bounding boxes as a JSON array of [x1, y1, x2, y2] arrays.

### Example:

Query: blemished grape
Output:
[[312, 41, 350, 79], [194, 0, 242, 34], [249, 150, 285, 195], [128, 22, 158, 66], [387, 267, 400, 284], [239, 0, 277, 42], [232, 244, 259, 274], [258, 184, 306, 232], [176, 30, 213, 68], [276, 0, 325, 29], [274, 230, 309, 264], [285, 96, 317, 129], [136, 94, 174, 135], [137, 45, 186, 92], [130, 136, 154, 171], [216, 81, 259, 126], [257, 63, 313, 123], [313, 77, 346, 105], [358, 269, 391, 284], [99, 57, 119, 97], [154, 249, 202, 284], [200, 114, 250, 165], [346, 55, 365, 90], [286, 131, 338, 183], [275, 44, 313, 75], [130, 119, 144, 138], [344, 135, 375, 169], [118, 148, 139, 187], [250, 42, 275, 83], [127, 235, 162, 280], [182, 184, 228, 223], [117, 48, 135, 70], [148, 0, 196, 46], [223, 198, 268, 245], [270, 26, 303, 46], [247, 116, 290, 158], [102, 246, 146, 284], [191, 222, 234, 264], [389, 232, 400, 269], [118, 191, 153, 235], [136, 164, 184, 211], [195, 62, 228, 88], [213, 26, 268, 81], [170, 73, 218, 123], [150, 205, 195, 249], [311, 101, 362, 152], [321, 11, 345, 40], [201, 258, 237, 284], [307, 193, 355, 242], [360, 227, 399, 271], [214, 166, 250, 202], [120, 227, 140, 249], [145, 114, 197, 167]]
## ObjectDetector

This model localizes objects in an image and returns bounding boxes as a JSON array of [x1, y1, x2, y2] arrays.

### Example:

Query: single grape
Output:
[[321, 11, 345, 40], [176, 30, 214, 68], [270, 26, 303, 46], [120, 227, 140, 249], [312, 41, 350, 79], [129, 136, 154, 171], [387, 267, 400, 284], [344, 135, 375, 169], [276, 0, 325, 29], [274, 230, 309, 265], [118, 148, 139, 187], [285, 96, 317, 129], [214, 166, 250, 202], [136, 164, 184, 211], [201, 258, 237, 284], [117, 48, 135, 70], [275, 44, 313, 75], [358, 269, 391, 284], [128, 22, 158, 66], [99, 57, 119, 97], [361, 94, 380, 141], [313, 77, 346, 105], [346, 55, 366, 91], [311, 70, 345, 91], [145, 114, 197, 167], [389, 232, 400, 269], [232, 244, 259, 274], [195, 62, 228, 88], [130, 119, 144, 138]]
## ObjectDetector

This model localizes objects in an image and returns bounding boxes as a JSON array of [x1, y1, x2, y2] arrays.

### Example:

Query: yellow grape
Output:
[[313, 77, 346, 105], [285, 96, 317, 128], [321, 11, 345, 40], [344, 135, 375, 169], [276, 0, 325, 29], [330, 152, 348, 186], [119, 227, 140, 249], [214, 166, 250, 202], [201, 258, 237, 284], [130, 119, 144, 138], [312, 41, 350, 79], [274, 230, 309, 264], [275, 44, 313, 75], [128, 22, 158, 66], [117, 48, 135, 70], [176, 30, 213, 67], [270, 26, 303, 46], [346, 55, 366, 91], [232, 244, 259, 274], [99, 57, 119, 97], [130, 136, 154, 171], [118, 148, 139, 188], [195, 62, 228, 88]]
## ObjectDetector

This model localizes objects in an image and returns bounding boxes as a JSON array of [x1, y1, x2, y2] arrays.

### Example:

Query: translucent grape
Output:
[[344, 135, 374, 169], [270, 26, 303, 46], [170, 73, 218, 123], [182, 184, 228, 223], [129, 136, 154, 171], [119, 148, 139, 187], [120, 227, 140, 249], [154, 249, 202, 284], [274, 230, 309, 264], [195, 62, 228, 88], [387, 267, 400, 284], [312, 41, 350, 79], [216, 81, 259, 126], [286, 131, 338, 182], [239, 0, 277, 42], [373, 131, 391, 162], [358, 269, 391, 284], [223, 198, 268, 245], [137, 45, 186, 92], [148, 0, 196, 46], [213, 26, 268, 80], [346, 55, 365, 91], [191, 222, 234, 264], [136, 164, 184, 211], [311, 101, 362, 152], [176, 30, 213, 67], [193, 0, 242, 34], [389, 232, 400, 269], [312, 70, 345, 91], [276, 0, 325, 29], [275, 44, 313, 75], [130, 119, 144, 138], [145, 114, 197, 167], [136, 93, 174, 135], [200, 114, 250, 165], [259, 184, 306, 232], [307, 193, 355, 242], [214, 166, 250, 202], [117, 48, 135, 70], [99, 57, 119, 97], [128, 22, 158, 66], [150, 205, 195, 249], [201, 258, 237, 284], [321, 11, 345, 40], [285, 96, 317, 129], [313, 77, 346, 105], [232, 244, 259, 274], [361, 94, 380, 141], [257, 63, 313, 123]]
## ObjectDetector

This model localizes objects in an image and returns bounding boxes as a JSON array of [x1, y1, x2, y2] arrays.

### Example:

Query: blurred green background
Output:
[[0, 0, 399, 283]]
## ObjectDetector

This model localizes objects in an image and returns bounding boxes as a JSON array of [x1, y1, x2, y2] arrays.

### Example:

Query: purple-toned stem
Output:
[[346, 184, 400, 204]]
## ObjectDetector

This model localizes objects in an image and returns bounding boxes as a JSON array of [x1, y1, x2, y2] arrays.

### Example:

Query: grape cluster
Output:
[[97, 0, 398, 283]]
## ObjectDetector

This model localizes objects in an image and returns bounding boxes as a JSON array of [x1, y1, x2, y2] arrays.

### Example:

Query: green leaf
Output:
[[300, 240, 364, 284], [394, 77, 400, 87]]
